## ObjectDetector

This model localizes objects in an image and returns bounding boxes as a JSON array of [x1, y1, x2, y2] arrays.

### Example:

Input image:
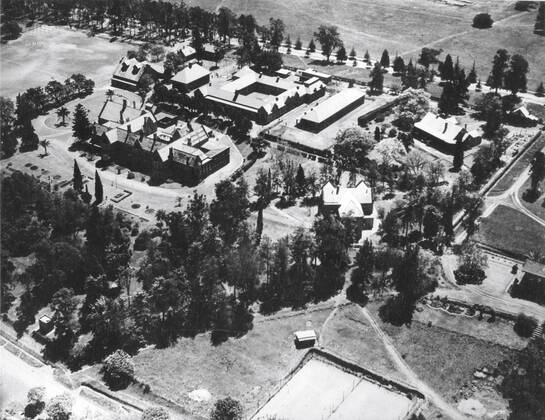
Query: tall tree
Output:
[[94, 170, 103, 205], [348, 239, 374, 303], [56, 106, 70, 126], [369, 63, 384, 93], [440, 54, 454, 81], [210, 179, 250, 244], [488, 49, 510, 92], [72, 103, 92, 141], [336, 46, 347, 63], [393, 56, 405, 74], [314, 25, 343, 63], [255, 207, 263, 245], [268, 18, 285, 50], [504, 54, 529, 95], [19, 120, 40, 152], [73, 160, 83, 192], [453, 136, 464, 171], [380, 49, 390, 68], [529, 151, 545, 194]]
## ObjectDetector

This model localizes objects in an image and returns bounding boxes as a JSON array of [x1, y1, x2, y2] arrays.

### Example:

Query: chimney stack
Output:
[[443, 122, 448, 134]]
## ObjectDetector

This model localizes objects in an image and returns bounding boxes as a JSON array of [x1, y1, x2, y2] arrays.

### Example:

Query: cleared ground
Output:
[[132, 306, 333, 417], [252, 357, 414, 420], [0, 25, 127, 98], [185, 0, 544, 90], [475, 204, 545, 257], [367, 302, 517, 403]]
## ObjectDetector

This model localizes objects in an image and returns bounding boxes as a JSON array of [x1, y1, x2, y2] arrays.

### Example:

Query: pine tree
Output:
[[73, 159, 83, 192], [369, 63, 384, 93], [441, 54, 454, 81], [380, 49, 390, 68], [402, 59, 419, 89], [374, 126, 381, 141], [308, 39, 316, 53], [393, 56, 405, 74], [295, 37, 302, 50], [295, 164, 306, 195], [81, 184, 92, 204], [72, 103, 92, 141], [94, 170, 103, 205], [488, 49, 510, 92], [438, 82, 459, 115], [364, 50, 370, 63], [453, 137, 464, 171], [349, 47, 356, 61], [535, 2, 545, 35], [19, 120, 39, 151], [336, 46, 347, 63], [536, 82, 545, 97], [505, 54, 529, 95], [467, 61, 477, 84], [255, 207, 263, 244]]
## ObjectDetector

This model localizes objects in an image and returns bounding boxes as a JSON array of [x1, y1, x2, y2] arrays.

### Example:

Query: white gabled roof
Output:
[[301, 88, 365, 124], [512, 106, 539, 121], [414, 112, 465, 145], [294, 330, 316, 341], [172, 64, 210, 85], [322, 179, 373, 218]]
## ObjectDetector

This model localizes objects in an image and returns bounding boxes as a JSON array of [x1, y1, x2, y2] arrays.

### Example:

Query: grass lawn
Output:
[[489, 133, 545, 196], [1, 25, 128, 98], [518, 177, 545, 222], [321, 304, 404, 382], [414, 305, 527, 350], [186, 0, 543, 89], [132, 305, 333, 418], [476, 205, 545, 257], [367, 302, 518, 402]]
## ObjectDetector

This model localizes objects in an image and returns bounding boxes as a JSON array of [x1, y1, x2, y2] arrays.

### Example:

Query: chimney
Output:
[[152, 134, 157, 150], [464, 123, 467, 130], [169, 147, 173, 160], [127, 124, 131, 133], [187, 135, 192, 147], [442, 122, 448, 134]]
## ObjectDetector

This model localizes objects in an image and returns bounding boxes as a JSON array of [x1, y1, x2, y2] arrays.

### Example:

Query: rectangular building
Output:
[[297, 88, 365, 133]]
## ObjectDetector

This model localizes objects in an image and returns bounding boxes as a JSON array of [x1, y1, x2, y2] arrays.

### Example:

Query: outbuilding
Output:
[[294, 330, 317, 349]]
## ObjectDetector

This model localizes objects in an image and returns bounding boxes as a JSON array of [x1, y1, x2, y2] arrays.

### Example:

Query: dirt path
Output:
[[400, 11, 529, 57], [358, 307, 467, 420]]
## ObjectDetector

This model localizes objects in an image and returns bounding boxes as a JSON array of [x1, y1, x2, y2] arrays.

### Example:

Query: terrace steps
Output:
[[531, 323, 543, 340]]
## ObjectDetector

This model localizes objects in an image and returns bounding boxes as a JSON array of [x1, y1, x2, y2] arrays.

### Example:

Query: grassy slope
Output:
[[476, 204, 545, 257], [182, 0, 543, 89], [368, 302, 518, 402], [132, 306, 332, 417]]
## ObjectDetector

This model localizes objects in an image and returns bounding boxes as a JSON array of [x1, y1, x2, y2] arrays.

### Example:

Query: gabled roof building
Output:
[[172, 63, 211, 91], [413, 112, 481, 153], [111, 57, 163, 91], [196, 66, 326, 125]]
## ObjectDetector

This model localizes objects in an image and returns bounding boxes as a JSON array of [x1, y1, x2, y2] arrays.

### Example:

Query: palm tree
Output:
[[106, 89, 114, 101], [40, 139, 50, 156], [526, 250, 545, 264], [56, 106, 70, 126]]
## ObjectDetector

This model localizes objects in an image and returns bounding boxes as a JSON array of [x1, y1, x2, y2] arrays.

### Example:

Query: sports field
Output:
[[0, 25, 127, 98], [185, 0, 545, 90], [252, 357, 415, 420]]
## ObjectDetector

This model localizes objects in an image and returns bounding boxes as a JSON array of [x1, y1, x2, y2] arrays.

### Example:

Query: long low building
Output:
[[297, 88, 366, 133], [196, 66, 326, 125]]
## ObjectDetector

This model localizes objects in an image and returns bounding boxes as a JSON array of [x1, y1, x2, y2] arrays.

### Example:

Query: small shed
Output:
[[294, 329, 317, 349], [39, 315, 53, 335]]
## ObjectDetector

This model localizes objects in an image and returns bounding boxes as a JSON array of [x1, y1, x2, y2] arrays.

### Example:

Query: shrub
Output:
[[211, 397, 243, 420], [141, 407, 170, 420], [46, 393, 72, 420], [454, 265, 486, 285], [514, 1, 537, 11], [374, 114, 385, 123], [102, 349, 135, 390], [127, 172, 135, 179], [514, 313, 538, 337], [473, 13, 493, 29], [148, 170, 165, 186], [388, 128, 397, 137], [25, 387, 45, 418]]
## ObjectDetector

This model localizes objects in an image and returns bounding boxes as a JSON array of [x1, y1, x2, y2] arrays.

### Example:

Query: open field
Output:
[[132, 306, 333, 417], [367, 302, 517, 403], [0, 25, 128, 98], [185, 0, 544, 90], [489, 134, 545, 196], [252, 356, 415, 420], [475, 204, 545, 257]]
